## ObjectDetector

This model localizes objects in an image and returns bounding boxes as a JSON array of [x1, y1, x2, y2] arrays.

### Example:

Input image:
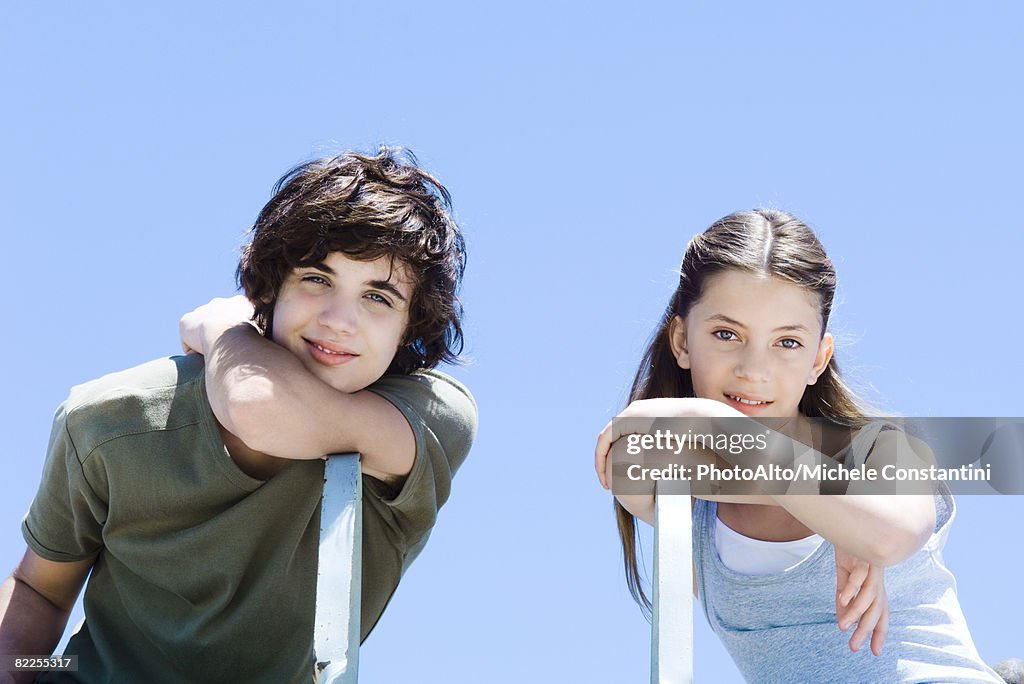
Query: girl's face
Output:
[[669, 269, 834, 417]]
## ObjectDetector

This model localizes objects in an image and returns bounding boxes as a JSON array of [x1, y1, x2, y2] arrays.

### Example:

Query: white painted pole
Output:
[[313, 453, 362, 684], [651, 485, 693, 684]]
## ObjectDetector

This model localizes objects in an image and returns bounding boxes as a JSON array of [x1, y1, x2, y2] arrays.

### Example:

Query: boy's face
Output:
[[270, 252, 414, 393]]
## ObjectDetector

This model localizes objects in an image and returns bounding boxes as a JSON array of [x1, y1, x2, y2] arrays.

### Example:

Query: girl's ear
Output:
[[807, 332, 835, 385], [668, 315, 691, 369]]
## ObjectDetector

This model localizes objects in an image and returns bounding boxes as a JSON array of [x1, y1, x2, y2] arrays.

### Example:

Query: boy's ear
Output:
[[668, 315, 690, 369], [401, 325, 417, 347], [807, 332, 835, 385]]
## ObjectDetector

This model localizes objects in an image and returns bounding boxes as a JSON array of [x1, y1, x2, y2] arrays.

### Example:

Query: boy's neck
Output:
[[216, 420, 290, 481]]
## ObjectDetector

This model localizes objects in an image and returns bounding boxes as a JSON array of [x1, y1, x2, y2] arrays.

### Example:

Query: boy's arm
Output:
[[0, 549, 94, 684], [181, 297, 415, 478]]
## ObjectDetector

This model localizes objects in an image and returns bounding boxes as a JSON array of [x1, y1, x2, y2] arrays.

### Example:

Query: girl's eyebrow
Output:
[[705, 314, 810, 334]]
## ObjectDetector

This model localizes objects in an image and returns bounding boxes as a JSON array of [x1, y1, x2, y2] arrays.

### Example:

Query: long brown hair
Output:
[[616, 209, 875, 614]]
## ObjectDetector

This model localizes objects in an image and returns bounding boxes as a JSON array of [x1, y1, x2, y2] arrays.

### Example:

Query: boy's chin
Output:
[[312, 367, 387, 394], [320, 376, 371, 394]]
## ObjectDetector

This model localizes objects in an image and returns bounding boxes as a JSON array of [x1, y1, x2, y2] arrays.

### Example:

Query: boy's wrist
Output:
[[208, 322, 260, 354], [180, 296, 257, 356]]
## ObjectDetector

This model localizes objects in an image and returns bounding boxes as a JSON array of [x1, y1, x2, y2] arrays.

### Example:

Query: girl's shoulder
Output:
[[845, 420, 937, 470]]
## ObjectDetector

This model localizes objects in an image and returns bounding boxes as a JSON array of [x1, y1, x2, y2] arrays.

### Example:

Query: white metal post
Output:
[[651, 486, 693, 684], [313, 453, 362, 683]]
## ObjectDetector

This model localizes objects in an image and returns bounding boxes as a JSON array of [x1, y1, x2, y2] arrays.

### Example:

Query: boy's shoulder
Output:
[[365, 369, 478, 470], [368, 369, 477, 426], [60, 354, 209, 455]]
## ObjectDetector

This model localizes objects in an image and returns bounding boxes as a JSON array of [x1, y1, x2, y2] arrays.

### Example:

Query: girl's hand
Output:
[[595, 398, 742, 489], [835, 547, 889, 656]]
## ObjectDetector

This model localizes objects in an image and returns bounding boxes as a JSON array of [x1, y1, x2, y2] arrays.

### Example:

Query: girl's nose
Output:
[[733, 348, 771, 383]]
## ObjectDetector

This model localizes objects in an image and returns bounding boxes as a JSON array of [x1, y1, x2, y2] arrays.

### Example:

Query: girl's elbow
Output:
[[615, 494, 655, 526], [869, 535, 920, 567], [872, 508, 935, 566]]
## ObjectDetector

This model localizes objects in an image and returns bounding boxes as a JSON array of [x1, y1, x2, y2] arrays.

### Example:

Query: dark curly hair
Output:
[[237, 147, 466, 374]]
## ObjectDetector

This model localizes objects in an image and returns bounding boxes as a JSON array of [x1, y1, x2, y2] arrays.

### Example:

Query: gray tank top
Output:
[[693, 425, 1002, 682]]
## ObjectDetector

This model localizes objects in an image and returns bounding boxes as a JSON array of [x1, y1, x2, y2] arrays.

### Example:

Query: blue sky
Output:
[[1, 3, 1021, 681]]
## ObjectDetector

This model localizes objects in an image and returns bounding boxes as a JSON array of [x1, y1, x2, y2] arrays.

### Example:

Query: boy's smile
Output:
[[306, 338, 358, 366], [669, 269, 834, 418], [271, 252, 413, 393]]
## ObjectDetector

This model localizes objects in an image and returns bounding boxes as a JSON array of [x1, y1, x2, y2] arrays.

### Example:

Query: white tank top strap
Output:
[[714, 515, 825, 576]]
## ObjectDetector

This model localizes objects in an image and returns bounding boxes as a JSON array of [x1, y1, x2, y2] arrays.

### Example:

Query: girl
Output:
[[595, 210, 1003, 683]]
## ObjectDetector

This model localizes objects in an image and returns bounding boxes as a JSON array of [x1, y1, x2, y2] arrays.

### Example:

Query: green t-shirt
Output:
[[22, 354, 476, 683]]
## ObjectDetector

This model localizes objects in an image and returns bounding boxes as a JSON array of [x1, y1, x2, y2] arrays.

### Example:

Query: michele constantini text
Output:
[[626, 463, 993, 483]]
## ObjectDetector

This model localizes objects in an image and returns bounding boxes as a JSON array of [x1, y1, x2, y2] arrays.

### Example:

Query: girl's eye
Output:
[[779, 338, 803, 350], [712, 330, 737, 341]]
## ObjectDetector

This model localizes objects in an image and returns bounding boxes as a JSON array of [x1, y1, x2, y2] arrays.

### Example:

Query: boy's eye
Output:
[[778, 338, 802, 350], [300, 274, 329, 286], [712, 330, 737, 341], [365, 292, 392, 307]]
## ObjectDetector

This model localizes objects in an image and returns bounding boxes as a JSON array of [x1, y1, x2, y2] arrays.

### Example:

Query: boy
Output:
[[0, 149, 477, 683]]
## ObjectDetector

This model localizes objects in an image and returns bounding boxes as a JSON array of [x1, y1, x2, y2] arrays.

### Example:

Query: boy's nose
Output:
[[317, 297, 359, 334]]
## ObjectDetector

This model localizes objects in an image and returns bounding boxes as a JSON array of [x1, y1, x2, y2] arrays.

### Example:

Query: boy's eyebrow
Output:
[[305, 262, 410, 303], [705, 314, 810, 334], [368, 280, 409, 303], [309, 262, 336, 275]]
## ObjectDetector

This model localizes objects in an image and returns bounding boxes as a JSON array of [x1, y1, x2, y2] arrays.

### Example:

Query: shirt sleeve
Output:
[[361, 370, 477, 542], [22, 401, 108, 562]]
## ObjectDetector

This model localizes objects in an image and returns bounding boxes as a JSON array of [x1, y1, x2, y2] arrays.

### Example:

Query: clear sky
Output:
[[1, 2, 1021, 681]]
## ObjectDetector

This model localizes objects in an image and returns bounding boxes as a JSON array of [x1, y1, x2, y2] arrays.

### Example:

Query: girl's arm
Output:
[[597, 404, 897, 652], [596, 413, 770, 521], [768, 428, 935, 566], [596, 399, 936, 566], [179, 297, 415, 480]]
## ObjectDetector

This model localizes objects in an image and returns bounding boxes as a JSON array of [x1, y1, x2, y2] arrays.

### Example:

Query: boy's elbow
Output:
[[217, 387, 283, 454], [220, 390, 330, 459]]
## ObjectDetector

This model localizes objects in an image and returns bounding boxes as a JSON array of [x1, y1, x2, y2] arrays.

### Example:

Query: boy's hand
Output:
[[179, 296, 257, 355], [835, 546, 889, 656]]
